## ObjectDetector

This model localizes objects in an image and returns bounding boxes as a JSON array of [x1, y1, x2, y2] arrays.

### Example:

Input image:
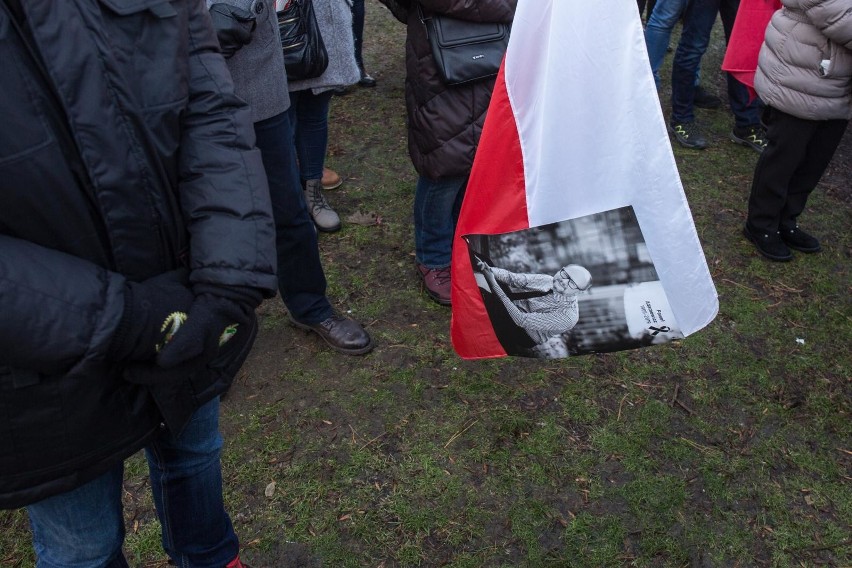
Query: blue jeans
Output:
[[27, 399, 238, 568], [671, 0, 761, 126], [414, 175, 467, 268], [254, 111, 333, 324], [288, 89, 334, 181], [644, 0, 687, 88]]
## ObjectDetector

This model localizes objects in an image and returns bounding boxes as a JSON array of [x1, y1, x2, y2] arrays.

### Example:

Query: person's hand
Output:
[[155, 283, 261, 371], [209, 3, 257, 59], [475, 258, 491, 273], [109, 270, 195, 362]]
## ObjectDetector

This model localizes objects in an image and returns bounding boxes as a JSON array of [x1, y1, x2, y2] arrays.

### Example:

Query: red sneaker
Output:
[[416, 263, 451, 306]]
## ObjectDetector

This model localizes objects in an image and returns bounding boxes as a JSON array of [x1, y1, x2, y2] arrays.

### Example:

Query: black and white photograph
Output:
[[463, 206, 684, 359]]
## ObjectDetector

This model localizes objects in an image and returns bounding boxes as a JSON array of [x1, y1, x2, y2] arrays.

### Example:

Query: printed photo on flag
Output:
[[462, 206, 683, 359]]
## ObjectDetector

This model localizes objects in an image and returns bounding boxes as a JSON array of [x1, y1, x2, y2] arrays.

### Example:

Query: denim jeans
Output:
[[671, 0, 761, 126], [27, 399, 238, 568], [644, 0, 688, 88], [254, 111, 333, 324], [288, 89, 334, 181], [414, 175, 467, 268]]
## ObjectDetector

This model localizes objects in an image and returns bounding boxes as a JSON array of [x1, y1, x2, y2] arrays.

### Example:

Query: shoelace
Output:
[[430, 267, 451, 285], [307, 186, 332, 211]]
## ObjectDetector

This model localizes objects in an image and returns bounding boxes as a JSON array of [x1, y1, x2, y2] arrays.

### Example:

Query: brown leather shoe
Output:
[[416, 263, 451, 306], [289, 313, 374, 355], [321, 168, 343, 190]]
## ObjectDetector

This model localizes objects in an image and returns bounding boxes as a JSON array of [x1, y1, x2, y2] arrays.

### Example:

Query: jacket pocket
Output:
[[96, 0, 189, 109], [0, 15, 54, 166]]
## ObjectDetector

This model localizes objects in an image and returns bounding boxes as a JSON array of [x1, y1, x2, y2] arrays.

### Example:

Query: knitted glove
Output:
[[209, 3, 257, 59], [109, 270, 195, 362], [155, 283, 261, 371]]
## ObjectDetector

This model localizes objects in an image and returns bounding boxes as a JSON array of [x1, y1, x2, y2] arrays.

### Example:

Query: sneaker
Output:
[[780, 225, 821, 253], [668, 121, 708, 149], [289, 312, 374, 355], [416, 263, 451, 306], [226, 557, 251, 568], [303, 179, 341, 232], [743, 224, 793, 261], [694, 86, 722, 110], [321, 167, 343, 190], [730, 124, 768, 153]]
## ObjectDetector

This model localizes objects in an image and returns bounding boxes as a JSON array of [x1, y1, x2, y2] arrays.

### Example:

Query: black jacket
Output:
[[404, 0, 516, 179], [0, 0, 277, 508]]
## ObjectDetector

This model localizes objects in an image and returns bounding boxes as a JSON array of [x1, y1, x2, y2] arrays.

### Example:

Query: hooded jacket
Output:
[[0, 0, 277, 508], [754, 0, 852, 120], [404, 0, 516, 179]]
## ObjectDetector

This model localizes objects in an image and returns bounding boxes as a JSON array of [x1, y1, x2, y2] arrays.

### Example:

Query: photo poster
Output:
[[463, 206, 683, 359]]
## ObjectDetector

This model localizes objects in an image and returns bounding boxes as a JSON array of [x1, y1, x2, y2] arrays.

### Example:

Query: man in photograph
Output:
[[475, 259, 593, 347]]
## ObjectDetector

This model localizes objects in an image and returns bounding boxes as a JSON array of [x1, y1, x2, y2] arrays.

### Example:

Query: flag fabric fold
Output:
[[450, 0, 718, 360], [721, 0, 781, 92]]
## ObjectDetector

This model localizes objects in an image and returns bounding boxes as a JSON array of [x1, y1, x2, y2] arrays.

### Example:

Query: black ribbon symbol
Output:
[[649, 326, 671, 336]]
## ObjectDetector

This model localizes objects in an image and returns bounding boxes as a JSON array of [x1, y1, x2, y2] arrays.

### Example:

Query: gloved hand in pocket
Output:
[[209, 3, 257, 58]]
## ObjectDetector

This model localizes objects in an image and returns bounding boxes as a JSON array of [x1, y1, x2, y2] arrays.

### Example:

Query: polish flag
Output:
[[450, 0, 718, 359]]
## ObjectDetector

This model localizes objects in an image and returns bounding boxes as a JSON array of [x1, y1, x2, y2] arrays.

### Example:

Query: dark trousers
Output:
[[352, 0, 366, 69], [747, 107, 848, 233], [254, 111, 333, 324], [671, 0, 761, 127], [637, 0, 657, 20]]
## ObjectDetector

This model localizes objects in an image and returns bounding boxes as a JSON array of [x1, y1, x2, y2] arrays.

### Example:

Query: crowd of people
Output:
[[0, 0, 848, 565]]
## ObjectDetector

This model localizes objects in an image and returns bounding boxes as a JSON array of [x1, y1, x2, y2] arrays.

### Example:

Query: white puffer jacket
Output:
[[754, 0, 852, 120]]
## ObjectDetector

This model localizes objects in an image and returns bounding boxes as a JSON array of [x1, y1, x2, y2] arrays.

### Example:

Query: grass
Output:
[[2, 2, 850, 567]]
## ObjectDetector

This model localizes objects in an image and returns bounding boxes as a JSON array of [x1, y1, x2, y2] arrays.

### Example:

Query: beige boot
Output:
[[303, 179, 341, 232]]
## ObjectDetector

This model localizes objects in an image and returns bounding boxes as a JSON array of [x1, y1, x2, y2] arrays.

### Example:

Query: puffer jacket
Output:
[[754, 0, 852, 120], [405, 0, 516, 179], [0, 0, 277, 508]]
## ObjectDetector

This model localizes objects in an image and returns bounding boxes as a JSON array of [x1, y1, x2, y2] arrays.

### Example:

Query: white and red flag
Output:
[[450, 0, 718, 359]]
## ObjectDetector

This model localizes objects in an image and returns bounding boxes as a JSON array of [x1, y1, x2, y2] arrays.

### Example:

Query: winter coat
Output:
[[208, 0, 291, 122], [288, 0, 361, 93], [404, 0, 516, 179], [0, 0, 277, 509], [754, 0, 852, 120]]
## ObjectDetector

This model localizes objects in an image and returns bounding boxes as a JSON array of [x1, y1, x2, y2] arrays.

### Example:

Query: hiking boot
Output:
[[730, 124, 768, 153], [289, 312, 374, 355], [416, 263, 451, 306], [321, 167, 343, 190], [780, 225, 821, 253], [668, 120, 708, 149], [303, 179, 341, 232], [694, 86, 722, 110], [743, 224, 793, 262]]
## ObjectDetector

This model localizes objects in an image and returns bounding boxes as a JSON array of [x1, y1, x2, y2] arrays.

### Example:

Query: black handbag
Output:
[[277, 0, 329, 81], [418, 4, 510, 86]]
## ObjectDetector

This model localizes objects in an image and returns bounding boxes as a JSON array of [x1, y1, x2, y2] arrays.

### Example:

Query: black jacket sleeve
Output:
[[0, 235, 125, 375]]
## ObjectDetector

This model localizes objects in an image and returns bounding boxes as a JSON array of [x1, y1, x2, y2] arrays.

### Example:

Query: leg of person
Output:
[[644, 0, 687, 88], [27, 464, 129, 568], [351, 0, 375, 87], [290, 90, 341, 232], [414, 175, 467, 306], [778, 118, 849, 252], [145, 398, 239, 568], [745, 107, 813, 260], [669, 0, 719, 149], [254, 111, 372, 354]]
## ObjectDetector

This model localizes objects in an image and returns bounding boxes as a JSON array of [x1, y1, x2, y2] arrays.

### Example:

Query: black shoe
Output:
[[694, 86, 722, 110], [780, 225, 821, 253], [668, 121, 708, 149], [743, 224, 793, 261], [357, 70, 377, 88], [289, 313, 374, 355], [331, 86, 351, 96], [730, 124, 768, 153]]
